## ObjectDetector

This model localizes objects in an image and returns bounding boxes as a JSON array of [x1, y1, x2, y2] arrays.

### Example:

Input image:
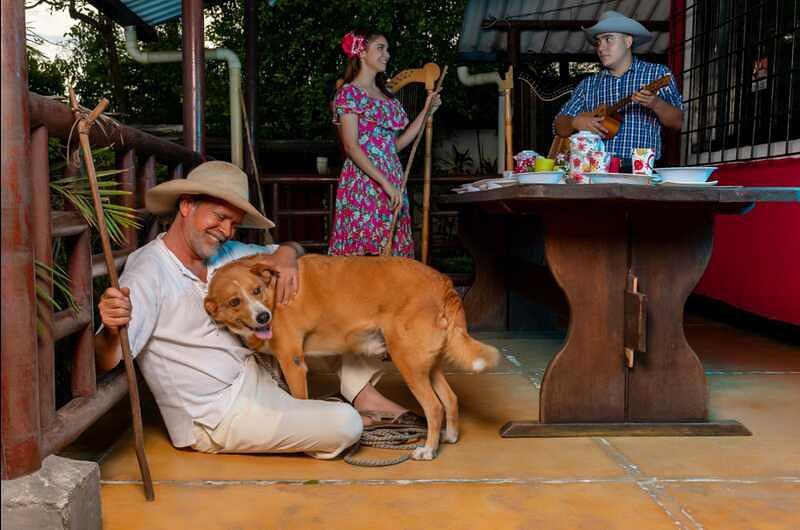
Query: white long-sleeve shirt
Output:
[[118, 233, 277, 447]]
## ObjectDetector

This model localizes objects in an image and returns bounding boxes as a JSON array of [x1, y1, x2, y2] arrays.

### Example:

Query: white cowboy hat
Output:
[[145, 160, 274, 229], [583, 11, 654, 48]]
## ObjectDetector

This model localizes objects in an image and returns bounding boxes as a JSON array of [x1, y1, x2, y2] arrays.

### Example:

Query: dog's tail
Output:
[[439, 288, 500, 372]]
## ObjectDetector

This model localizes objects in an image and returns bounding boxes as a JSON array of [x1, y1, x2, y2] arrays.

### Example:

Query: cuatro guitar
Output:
[[547, 74, 672, 159]]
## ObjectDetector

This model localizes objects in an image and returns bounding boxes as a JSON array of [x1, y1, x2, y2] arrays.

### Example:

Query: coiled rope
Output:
[[344, 426, 428, 467]]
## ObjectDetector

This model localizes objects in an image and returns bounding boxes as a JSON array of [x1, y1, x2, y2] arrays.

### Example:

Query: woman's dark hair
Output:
[[340, 30, 395, 100]]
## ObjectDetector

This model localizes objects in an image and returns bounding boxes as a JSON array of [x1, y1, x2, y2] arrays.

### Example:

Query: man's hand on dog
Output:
[[99, 286, 132, 332], [264, 245, 300, 304]]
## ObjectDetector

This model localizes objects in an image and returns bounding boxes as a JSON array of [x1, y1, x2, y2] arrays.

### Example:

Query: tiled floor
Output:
[[64, 315, 800, 529]]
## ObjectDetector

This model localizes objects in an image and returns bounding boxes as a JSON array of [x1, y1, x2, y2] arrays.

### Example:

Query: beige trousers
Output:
[[191, 354, 387, 459]]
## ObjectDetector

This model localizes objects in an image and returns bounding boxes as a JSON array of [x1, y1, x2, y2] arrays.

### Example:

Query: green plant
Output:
[[49, 169, 141, 247], [437, 145, 475, 175], [473, 129, 498, 175], [35, 259, 80, 336], [36, 147, 141, 336], [478, 156, 498, 176]]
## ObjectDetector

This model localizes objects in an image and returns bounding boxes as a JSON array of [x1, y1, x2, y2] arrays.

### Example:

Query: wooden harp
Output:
[[388, 63, 441, 264]]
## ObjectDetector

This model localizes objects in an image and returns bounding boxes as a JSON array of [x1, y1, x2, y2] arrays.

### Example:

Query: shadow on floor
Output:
[[61, 311, 800, 529]]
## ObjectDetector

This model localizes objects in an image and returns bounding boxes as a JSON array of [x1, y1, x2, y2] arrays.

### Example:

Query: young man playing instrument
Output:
[[553, 11, 684, 170]]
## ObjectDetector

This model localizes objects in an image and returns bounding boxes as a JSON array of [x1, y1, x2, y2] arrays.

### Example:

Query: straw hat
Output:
[[583, 11, 654, 48], [145, 161, 274, 229]]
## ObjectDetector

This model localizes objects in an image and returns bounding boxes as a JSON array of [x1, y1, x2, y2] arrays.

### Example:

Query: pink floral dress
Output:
[[329, 84, 414, 257]]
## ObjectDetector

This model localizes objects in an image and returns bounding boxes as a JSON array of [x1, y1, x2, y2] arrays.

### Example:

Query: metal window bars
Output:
[[678, 0, 800, 165]]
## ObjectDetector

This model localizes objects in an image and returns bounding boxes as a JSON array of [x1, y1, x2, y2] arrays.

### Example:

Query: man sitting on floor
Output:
[[95, 161, 421, 457]]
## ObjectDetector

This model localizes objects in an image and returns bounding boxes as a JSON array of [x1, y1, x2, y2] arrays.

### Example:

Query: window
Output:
[[681, 0, 799, 163]]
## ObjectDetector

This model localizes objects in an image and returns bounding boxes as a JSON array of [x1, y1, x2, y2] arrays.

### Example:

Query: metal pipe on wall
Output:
[[125, 27, 243, 167], [456, 66, 508, 173]]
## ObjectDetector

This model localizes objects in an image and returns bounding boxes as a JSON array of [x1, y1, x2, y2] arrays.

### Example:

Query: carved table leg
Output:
[[627, 209, 710, 421], [458, 208, 507, 331], [537, 208, 629, 423], [500, 206, 750, 438]]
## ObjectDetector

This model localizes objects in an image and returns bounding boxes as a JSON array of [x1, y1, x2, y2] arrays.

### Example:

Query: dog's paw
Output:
[[442, 428, 459, 444], [412, 446, 437, 460]]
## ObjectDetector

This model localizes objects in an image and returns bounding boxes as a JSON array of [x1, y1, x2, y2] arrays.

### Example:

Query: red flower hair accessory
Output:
[[341, 31, 366, 59]]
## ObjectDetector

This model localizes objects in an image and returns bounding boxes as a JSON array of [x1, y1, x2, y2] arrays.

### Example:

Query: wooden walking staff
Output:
[[69, 87, 156, 501], [381, 66, 448, 258]]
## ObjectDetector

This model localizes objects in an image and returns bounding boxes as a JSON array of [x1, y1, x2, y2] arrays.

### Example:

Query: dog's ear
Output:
[[250, 262, 277, 280], [204, 297, 218, 317]]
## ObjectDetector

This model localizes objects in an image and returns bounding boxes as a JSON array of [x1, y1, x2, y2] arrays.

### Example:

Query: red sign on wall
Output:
[[752, 57, 768, 92]]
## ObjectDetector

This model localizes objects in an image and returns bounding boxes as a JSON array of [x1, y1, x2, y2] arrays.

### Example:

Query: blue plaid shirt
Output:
[[556, 57, 684, 160]]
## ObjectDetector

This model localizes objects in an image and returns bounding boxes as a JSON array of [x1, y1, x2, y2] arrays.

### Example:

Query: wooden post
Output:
[[169, 163, 184, 180], [508, 28, 521, 155], [31, 126, 56, 427], [116, 149, 137, 250], [137, 155, 159, 241], [244, 0, 259, 176], [69, 228, 96, 399], [1, 0, 41, 479], [504, 66, 514, 171]]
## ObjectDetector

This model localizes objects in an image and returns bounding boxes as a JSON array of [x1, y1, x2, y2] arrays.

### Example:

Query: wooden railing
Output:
[[16, 92, 202, 473], [261, 174, 481, 257], [2, 93, 478, 481]]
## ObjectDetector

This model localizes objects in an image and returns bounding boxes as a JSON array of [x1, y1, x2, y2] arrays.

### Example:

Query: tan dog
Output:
[[204, 253, 499, 460]]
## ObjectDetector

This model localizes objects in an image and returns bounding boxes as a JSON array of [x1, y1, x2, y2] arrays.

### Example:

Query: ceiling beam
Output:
[[482, 19, 670, 33], [456, 52, 667, 65]]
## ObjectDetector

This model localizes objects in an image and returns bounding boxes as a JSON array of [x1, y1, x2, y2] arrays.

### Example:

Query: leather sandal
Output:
[[361, 410, 427, 431]]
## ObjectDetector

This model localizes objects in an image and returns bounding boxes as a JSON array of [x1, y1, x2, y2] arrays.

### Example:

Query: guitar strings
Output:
[[517, 74, 574, 102]]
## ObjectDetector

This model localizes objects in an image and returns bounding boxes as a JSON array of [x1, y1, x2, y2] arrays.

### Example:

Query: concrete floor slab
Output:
[[100, 373, 625, 482], [662, 481, 800, 530], [685, 324, 800, 371], [604, 375, 800, 478], [101, 482, 678, 530], [63, 315, 800, 529]]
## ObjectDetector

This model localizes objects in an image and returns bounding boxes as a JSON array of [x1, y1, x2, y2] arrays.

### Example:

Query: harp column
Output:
[[384, 62, 440, 263], [421, 89, 434, 264]]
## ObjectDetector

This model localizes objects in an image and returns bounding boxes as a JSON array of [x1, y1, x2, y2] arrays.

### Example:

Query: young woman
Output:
[[329, 30, 441, 257]]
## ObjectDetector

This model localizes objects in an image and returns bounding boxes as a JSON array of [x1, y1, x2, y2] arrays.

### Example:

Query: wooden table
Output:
[[439, 184, 799, 437]]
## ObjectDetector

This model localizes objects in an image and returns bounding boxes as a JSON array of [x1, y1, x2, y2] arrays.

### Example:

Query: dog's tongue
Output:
[[254, 326, 272, 340]]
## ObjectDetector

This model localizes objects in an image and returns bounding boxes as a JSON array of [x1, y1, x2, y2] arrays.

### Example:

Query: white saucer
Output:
[[452, 178, 517, 193], [517, 171, 564, 184], [658, 180, 718, 187], [589, 172, 652, 185]]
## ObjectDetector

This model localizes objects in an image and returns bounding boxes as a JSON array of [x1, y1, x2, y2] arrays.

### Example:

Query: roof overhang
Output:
[[85, 0, 228, 41], [86, 0, 158, 41], [457, 0, 671, 64]]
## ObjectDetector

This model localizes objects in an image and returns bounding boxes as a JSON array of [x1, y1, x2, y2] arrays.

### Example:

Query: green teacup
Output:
[[534, 157, 555, 172]]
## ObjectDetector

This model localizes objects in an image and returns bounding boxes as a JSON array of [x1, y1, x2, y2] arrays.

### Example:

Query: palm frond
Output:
[[50, 169, 141, 246], [35, 258, 80, 338]]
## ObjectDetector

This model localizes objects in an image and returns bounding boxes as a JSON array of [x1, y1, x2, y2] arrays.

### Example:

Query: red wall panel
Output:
[[694, 156, 800, 324]]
